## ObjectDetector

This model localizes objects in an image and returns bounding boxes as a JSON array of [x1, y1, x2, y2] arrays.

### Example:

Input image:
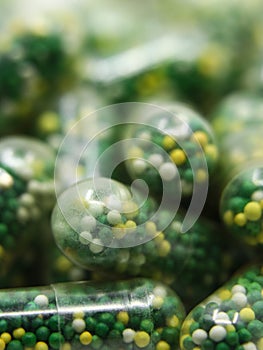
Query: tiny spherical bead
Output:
[[204, 144, 218, 160], [166, 315, 180, 327], [21, 332, 37, 347], [89, 239, 104, 254], [132, 159, 147, 174], [192, 329, 208, 345], [73, 311, 85, 319], [251, 190, 263, 201], [61, 342, 71, 350], [231, 284, 246, 294], [12, 328, 25, 339], [152, 296, 164, 309], [234, 213, 247, 226], [34, 295, 49, 308], [80, 216, 96, 231], [239, 308, 255, 322], [192, 131, 209, 148], [153, 286, 167, 298], [117, 312, 129, 325], [214, 312, 230, 323], [158, 240, 171, 257], [162, 135, 176, 150], [19, 193, 35, 207], [6, 340, 23, 350], [34, 342, 48, 350], [209, 325, 227, 342], [79, 231, 92, 245], [122, 328, 135, 343], [87, 202, 104, 217], [145, 221, 157, 235], [1, 333, 11, 344], [72, 318, 86, 333], [244, 202, 262, 221], [134, 331, 150, 348], [16, 207, 29, 222], [107, 210, 122, 225], [79, 331, 92, 345], [231, 292, 248, 309], [148, 154, 163, 168], [170, 149, 187, 165], [0, 170, 14, 189], [48, 333, 64, 349], [243, 342, 257, 350], [159, 163, 178, 181], [218, 289, 232, 300], [156, 340, 171, 350]]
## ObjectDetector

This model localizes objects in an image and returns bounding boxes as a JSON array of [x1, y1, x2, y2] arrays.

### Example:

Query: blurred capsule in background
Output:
[[123, 102, 218, 200], [51, 175, 232, 309], [0, 22, 78, 137], [0, 278, 185, 350], [0, 136, 55, 287], [211, 93, 263, 247], [180, 264, 263, 350]]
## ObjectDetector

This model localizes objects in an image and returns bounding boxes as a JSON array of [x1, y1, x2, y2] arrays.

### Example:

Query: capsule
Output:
[[0, 25, 77, 137], [123, 102, 218, 199], [180, 264, 263, 350], [0, 136, 56, 287], [211, 93, 263, 246], [52, 176, 225, 308], [0, 278, 185, 350]]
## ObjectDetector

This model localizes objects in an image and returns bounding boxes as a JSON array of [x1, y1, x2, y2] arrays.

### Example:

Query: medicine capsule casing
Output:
[[211, 93, 263, 246], [52, 176, 224, 308], [0, 136, 56, 286], [0, 278, 185, 350], [220, 167, 263, 246], [52, 176, 160, 265], [123, 102, 218, 198], [180, 264, 263, 350]]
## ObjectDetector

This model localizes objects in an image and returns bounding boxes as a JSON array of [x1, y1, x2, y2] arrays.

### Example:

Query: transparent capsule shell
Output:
[[180, 264, 263, 350], [52, 176, 224, 308], [0, 278, 185, 350], [0, 136, 56, 287], [123, 102, 218, 198], [212, 93, 263, 246]]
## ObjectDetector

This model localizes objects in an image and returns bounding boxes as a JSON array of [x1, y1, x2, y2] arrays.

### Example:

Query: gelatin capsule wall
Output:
[[180, 264, 263, 350], [0, 279, 185, 350]]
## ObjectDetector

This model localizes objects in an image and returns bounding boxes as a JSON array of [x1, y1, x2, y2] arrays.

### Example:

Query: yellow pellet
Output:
[[134, 331, 150, 348], [234, 213, 247, 226], [117, 311, 129, 325], [79, 331, 92, 345]]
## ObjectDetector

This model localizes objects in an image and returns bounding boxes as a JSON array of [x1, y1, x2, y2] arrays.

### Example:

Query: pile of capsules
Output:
[[1, 1, 263, 349]]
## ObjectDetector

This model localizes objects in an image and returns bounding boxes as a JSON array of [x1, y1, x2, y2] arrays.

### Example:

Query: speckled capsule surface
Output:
[[52, 176, 225, 309], [211, 93, 263, 246], [180, 264, 263, 350], [0, 136, 56, 287], [0, 278, 185, 350], [123, 103, 218, 199]]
